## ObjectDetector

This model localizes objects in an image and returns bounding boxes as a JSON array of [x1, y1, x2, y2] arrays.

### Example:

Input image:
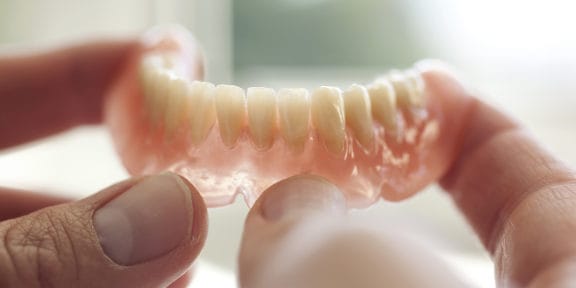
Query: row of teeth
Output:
[[139, 53, 426, 154]]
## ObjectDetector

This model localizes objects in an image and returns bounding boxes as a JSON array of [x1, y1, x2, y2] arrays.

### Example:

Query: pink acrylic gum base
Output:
[[105, 32, 473, 208]]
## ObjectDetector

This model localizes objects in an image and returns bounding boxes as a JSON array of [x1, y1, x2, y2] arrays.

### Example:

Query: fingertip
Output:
[[175, 173, 209, 253], [253, 174, 347, 222], [93, 173, 206, 266], [422, 60, 576, 288], [0, 174, 207, 287], [240, 175, 466, 288], [90, 173, 208, 285], [239, 175, 346, 287], [417, 59, 475, 106]]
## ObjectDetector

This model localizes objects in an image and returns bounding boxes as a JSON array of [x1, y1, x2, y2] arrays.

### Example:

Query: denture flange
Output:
[[106, 37, 445, 208]]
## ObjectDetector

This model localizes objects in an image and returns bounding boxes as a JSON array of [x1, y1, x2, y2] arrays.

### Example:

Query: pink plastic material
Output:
[[105, 30, 470, 208]]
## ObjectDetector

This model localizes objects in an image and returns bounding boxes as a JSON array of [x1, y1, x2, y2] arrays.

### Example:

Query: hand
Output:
[[237, 67, 576, 288], [0, 38, 208, 287]]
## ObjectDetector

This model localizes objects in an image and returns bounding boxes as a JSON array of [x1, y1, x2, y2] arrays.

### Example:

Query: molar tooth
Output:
[[311, 86, 346, 155], [405, 69, 426, 107], [367, 79, 398, 132], [214, 84, 246, 148], [343, 84, 374, 150], [247, 87, 277, 150], [187, 81, 216, 145], [278, 88, 310, 152], [388, 70, 425, 108]]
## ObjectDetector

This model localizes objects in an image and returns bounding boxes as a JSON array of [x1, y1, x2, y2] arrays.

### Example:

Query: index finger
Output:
[[0, 40, 136, 149], [426, 67, 576, 286], [0, 187, 71, 221]]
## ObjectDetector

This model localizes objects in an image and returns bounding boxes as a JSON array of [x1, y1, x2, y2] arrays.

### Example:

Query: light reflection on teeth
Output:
[[343, 84, 374, 151], [388, 70, 425, 109], [278, 88, 311, 152], [404, 69, 426, 108], [247, 87, 277, 150], [188, 81, 216, 145], [367, 79, 398, 133], [311, 86, 346, 155], [214, 84, 247, 148], [139, 54, 428, 156], [163, 77, 189, 136]]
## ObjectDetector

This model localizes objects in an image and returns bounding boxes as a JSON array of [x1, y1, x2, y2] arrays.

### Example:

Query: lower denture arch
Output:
[[105, 34, 457, 208]]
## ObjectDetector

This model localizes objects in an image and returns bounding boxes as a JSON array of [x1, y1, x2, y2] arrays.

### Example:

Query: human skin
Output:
[[238, 67, 576, 288], [0, 28, 575, 287], [0, 39, 206, 288]]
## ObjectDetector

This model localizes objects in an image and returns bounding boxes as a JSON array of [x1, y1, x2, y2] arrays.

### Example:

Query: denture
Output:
[[105, 28, 470, 207]]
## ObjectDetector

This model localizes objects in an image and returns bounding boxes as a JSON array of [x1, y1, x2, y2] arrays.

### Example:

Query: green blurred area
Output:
[[233, 0, 424, 70]]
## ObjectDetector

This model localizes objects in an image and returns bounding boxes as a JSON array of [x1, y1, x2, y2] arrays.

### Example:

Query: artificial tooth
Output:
[[152, 71, 173, 127], [138, 64, 152, 109], [311, 86, 346, 155], [367, 79, 397, 132], [139, 55, 179, 128], [163, 77, 189, 136], [187, 81, 217, 145], [141, 52, 181, 73], [343, 84, 374, 150], [247, 87, 277, 150], [388, 71, 425, 108], [405, 69, 426, 107], [214, 84, 246, 148], [278, 88, 310, 152]]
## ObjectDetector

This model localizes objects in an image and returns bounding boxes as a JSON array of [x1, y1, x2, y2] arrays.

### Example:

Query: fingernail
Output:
[[94, 173, 193, 265], [261, 175, 346, 221]]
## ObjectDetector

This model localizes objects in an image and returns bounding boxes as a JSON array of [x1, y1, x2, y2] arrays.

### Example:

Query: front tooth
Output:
[[343, 84, 374, 150], [278, 88, 310, 152], [163, 77, 189, 136], [388, 71, 425, 108], [214, 84, 246, 148], [247, 87, 277, 150], [367, 79, 397, 132], [311, 86, 346, 155], [187, 81, 216, 145]]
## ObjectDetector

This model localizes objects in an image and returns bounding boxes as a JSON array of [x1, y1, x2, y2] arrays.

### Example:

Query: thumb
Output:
[[0, 173, 207, 288]]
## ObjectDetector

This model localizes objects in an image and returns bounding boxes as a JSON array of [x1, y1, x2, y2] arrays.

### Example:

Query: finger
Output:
[[0, 40, 136, 149], [0, 187, 71, 221], [0, 173, 207, 288], [239, 175, 464, 288], [424, 65, 576, 287], [167, 270, 193, 288]]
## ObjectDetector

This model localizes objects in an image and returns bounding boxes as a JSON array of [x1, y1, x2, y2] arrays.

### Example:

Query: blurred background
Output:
[[1, 0, 575, 287]]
